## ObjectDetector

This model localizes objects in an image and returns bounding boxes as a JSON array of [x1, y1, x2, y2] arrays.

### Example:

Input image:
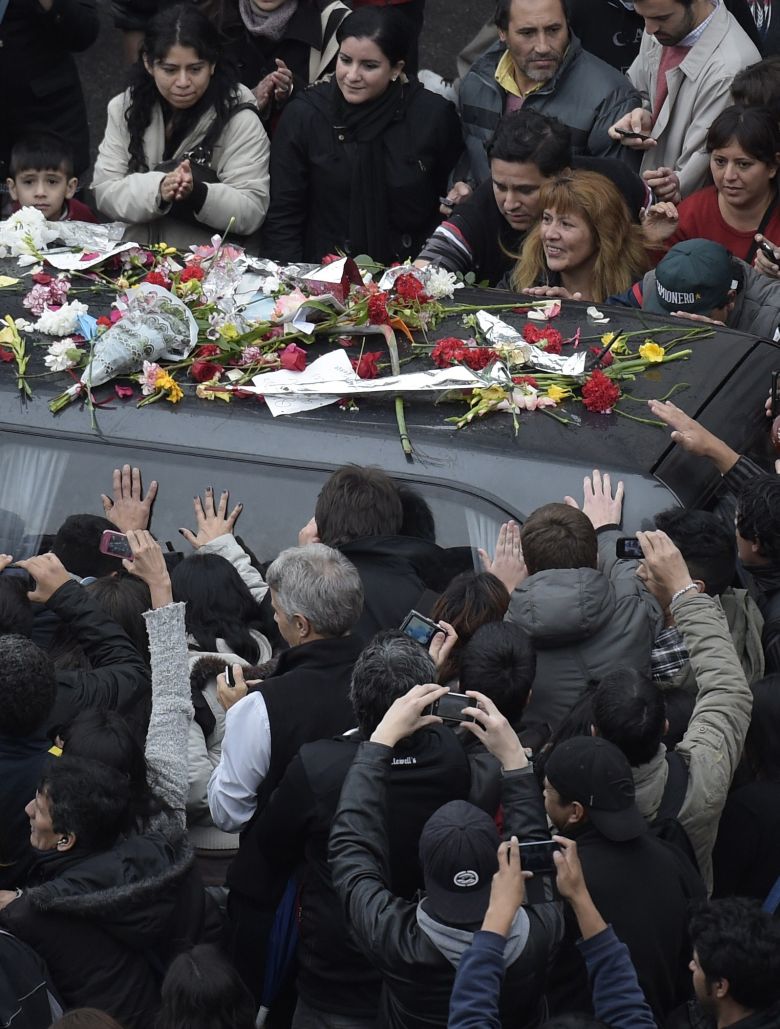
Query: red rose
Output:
[[581, 370, 620, 414], [367, 293, 390, 325], [190, 359, 224, 383], [143, 271, 170, 288], [588, 345, 614, 367], [0, 348, 15, 363], [97, 316, 112, 328], [394, 272, 428, 304], [321, 254, 341, 265], [180, 265, 205, 282], [351, 351, 381, 379], [280, 342, 307, 372], [196, 343, 222, 358]]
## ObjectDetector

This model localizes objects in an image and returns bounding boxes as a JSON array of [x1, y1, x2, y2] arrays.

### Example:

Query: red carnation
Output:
[[581, 370, 620, 414], [190, 359, 224, 383], [143, 271, 170, 288], [180, 265, 205, 282], [0, 348, 14, 363], [523, 323, 563, 354], [394, 272, 428, 304], [512, 375, 539, 388], [588, 346, 614, 367], [351, 351, 382, 379], [196, 343, 222, 358], [367, 292, 390, 325], [280, 342, 307, 372], [431, 337, 466, 368], [461, 347, 498, 371]]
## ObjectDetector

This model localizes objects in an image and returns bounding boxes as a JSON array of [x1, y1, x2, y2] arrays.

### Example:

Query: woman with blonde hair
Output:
[[511, 170, 650, 303]]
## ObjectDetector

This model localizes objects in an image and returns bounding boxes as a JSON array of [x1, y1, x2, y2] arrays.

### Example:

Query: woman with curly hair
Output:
[[510, 170, 650, 303], [92, 3, 270, 247]]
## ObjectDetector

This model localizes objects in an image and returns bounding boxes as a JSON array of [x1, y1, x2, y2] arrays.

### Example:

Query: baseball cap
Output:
[[419, 800, 499, 925], [644, 239, 737, 316], [544, 736, 647, 842]]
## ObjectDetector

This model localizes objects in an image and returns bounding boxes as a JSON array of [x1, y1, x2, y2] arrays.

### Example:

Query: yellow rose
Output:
[[218, 323, 240, 342], [639, 341, 665, 363], [546, 384, 572, 404]]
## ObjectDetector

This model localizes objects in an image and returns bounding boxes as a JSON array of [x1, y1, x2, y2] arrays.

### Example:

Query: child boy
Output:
[[6, 134, 97, 223]]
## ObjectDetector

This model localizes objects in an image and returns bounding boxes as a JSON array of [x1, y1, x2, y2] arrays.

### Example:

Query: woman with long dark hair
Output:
[[262, 6, 462, 263], [93, 3, 270, 247]]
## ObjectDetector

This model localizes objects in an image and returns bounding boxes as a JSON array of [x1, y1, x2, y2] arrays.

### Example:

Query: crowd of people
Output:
[[0, 454, 778, 1029], [3, 0, 780, 1027]]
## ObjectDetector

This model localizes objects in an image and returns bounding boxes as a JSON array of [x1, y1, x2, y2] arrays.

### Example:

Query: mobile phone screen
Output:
[[518, 840, 560, 874], [400, 611, 441, 646], [616, 537, 643, 559]]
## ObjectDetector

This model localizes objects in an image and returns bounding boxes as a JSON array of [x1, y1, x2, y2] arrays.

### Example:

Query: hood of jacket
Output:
[[25, 826, 194, 947], [416, 901, 530, 969], [631, 744, 668, 821], [510, 567, 616, 648]]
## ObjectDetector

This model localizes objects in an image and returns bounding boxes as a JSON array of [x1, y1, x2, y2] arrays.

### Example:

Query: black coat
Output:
[[262, 79, 463, 264], [45, 580, 151, 737], [545, 823, 705, 1022], [0, 825, 208, 1029], [0, 0, 98, 178], [328, 743, 563, 1029], [0, 735, 57, 891]]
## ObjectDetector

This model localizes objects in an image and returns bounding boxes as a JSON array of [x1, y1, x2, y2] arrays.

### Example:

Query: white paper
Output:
[[45, 242, 140, 272], [250, 348, 484, 417]]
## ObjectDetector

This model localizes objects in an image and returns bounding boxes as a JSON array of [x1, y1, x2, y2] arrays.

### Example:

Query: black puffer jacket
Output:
[[0, 0, 98, 178], [262, 78, 462, 264], [44, 580, 151, 737], [329, 744, 563, 1029], [0, 826, 207, 1028]]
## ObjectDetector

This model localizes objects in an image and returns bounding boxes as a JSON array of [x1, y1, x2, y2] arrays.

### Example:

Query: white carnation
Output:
[[424, 266, 459, 300], [44, 338, 81, 372], [0, 207, 58, 258], [14, 319, 34, 332], [35, 300, 89, 337]]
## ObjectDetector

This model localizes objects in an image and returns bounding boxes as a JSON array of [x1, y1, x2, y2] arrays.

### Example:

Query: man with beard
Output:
[[449, 0, 641, 207]]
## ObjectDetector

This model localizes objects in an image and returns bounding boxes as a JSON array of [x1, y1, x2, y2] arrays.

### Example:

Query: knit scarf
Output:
[[331, 75, 414, 263], [238, 0, 298, 40]]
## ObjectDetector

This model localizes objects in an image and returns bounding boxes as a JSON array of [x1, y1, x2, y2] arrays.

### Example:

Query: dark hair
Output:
[[653, 508, 735, 596], [336, 7, 411, 65], [521, 504, 597, 575], [430, 571, 510, 684], [156, 944, 256, 1029], [690, 898, 780, 1011], [350, 630, 436, 737], [315, 465, 403, 547], [0, 576, 33, 638], [495, 0, 567, 30], [543, 1019, 609, 1029], [743, 674, 780, 781], [171, 552, 267, 661], [591, 668, 665, 767], [126, 3, 238, 173], [731, 56, 780, 119], [50, 1009, 126, 1029], [0, 634, 57, 737], [60, 708, 169, 828], [706, 105, 780, 167], [39, 755, 133, 852], [459, 622, 536, 723], [487, 109, 572, 172], [397, 484, 436, 541], [51, 514, 119, 579], [89, 575, 152, 663], [736, 474, 780, 563], [9, 133, 75, 179]]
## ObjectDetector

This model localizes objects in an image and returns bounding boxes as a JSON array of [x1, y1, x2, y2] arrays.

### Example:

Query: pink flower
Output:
[[280, 343, 307, 372], [114, 384, 134, 399], [139, 361, 162, 396], [272, 288, 307, 322]]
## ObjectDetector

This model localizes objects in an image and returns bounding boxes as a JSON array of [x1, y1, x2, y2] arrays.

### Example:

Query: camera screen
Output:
[[518, 840, 560, 874], [402, 615, 438, 645], [435, 692, 473, 723]]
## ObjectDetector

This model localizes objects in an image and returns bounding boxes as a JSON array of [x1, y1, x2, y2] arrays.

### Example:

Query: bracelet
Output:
[[671, 583, 698, 604]]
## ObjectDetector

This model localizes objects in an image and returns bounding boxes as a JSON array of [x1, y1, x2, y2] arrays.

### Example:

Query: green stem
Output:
[[612, 407, 666, 428]]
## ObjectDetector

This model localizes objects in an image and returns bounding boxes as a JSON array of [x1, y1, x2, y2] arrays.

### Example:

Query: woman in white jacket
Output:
[[92, 3, 270, 248]]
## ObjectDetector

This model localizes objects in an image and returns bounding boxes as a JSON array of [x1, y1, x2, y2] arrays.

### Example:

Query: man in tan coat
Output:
[[608, 0, 759, 201]]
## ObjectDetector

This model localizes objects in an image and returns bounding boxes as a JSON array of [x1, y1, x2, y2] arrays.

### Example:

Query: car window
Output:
[[0, 433, 517, 563]]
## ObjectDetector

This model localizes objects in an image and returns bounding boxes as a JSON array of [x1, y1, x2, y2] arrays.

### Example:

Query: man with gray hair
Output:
[[208, 543, 364, 835]]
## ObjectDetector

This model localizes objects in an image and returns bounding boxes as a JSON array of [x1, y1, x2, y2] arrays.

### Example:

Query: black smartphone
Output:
[[99, 529, 134, 560], [400, 609, 444, 647], [518, 839, 561, 874], [760, 240, 780, 267], [427, 691, 476, 725], [615, 126, 651, 141], [616, 537, 643, 559]]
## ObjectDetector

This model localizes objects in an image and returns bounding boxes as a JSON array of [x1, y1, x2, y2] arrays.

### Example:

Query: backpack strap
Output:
[[763, 874, 780, 915], [657, 750, 689, 822], [192, 102, 261, 164]]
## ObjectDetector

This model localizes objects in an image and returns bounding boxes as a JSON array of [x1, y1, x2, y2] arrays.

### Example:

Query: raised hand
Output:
[[179, 487, 243, 549]]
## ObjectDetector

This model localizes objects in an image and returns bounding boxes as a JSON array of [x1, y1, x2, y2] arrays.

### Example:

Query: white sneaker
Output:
[[418, 69, 458, 104]]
